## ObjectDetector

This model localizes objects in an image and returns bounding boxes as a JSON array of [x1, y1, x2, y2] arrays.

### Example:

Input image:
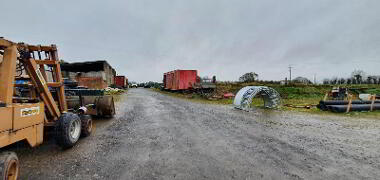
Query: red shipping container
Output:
[[163, 73, 167, 89], [166, 71, 174, 90], [164, 71, 173, 90], [163, 70, 197, 90], [114, 76, 127, 88]]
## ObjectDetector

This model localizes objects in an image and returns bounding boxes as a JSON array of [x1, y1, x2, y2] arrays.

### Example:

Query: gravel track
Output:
[[8, 88, 380, 179]]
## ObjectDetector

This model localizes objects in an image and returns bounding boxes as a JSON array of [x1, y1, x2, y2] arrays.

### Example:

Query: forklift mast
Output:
[[0, 38, 67, 123]]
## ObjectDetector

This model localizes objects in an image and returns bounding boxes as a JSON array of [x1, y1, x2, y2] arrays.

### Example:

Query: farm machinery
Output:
[[0, 38, 114, 179], [64, 80, 116, 117]]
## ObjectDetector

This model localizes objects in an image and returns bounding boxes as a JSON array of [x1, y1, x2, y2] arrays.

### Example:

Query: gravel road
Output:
[[9, 88, 380, 179]]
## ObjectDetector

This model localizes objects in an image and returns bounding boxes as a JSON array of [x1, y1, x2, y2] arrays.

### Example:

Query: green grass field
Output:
[[154, 83, 380, 119]]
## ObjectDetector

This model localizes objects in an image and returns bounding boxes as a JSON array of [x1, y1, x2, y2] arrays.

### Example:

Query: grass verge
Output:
[[152, 86, 380, 119]]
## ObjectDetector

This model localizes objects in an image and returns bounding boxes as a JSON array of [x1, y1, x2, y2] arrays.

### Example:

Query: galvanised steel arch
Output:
[[234, 86, 281, 111]]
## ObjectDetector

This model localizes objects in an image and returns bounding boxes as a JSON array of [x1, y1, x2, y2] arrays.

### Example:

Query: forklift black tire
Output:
[[56, 113, 82, 149], [80, 115, 92, 137], [0, 151, 19, 180]]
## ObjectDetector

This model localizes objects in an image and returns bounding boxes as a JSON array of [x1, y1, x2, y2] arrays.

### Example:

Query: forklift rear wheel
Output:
[[56, 113, 82, 149], [80, 115, 93, 137], [0, 151, 19, 180]]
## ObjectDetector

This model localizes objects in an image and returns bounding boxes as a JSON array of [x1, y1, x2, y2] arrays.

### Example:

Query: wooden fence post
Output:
[[346, 94, 353, 113], [324, 93, 328, 101], [370, 94, 375, 112]]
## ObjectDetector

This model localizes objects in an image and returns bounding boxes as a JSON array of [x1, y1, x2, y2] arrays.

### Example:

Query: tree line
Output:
[[323, 70, 380, 85]]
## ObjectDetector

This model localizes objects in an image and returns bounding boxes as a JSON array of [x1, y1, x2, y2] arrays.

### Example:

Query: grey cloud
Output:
[[2, 0, 380, 82]]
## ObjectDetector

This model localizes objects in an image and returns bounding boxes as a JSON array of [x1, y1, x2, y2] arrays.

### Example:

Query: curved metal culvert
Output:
[[233, 86, 281, 111]]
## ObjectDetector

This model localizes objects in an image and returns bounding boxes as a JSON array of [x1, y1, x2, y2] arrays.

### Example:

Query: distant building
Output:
[[61, 60, 116, 89], [293, 76, 312, 84]]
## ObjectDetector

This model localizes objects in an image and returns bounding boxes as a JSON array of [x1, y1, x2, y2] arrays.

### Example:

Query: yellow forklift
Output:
[[0, 38, 93, 179]]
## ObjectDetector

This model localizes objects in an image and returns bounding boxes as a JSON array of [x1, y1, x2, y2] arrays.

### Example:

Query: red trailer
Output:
[[114, 75, 128, 89], [164, 71, 173, 90], [163, 70, 197, 90]]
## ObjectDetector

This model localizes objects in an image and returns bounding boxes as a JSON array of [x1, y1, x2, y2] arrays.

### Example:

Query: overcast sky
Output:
[[2, 0, 380, 82]]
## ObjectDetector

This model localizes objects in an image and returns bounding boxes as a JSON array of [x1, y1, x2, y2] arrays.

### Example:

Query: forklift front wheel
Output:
[[56, 113, 82, 149], [0, 151, 19, 180]]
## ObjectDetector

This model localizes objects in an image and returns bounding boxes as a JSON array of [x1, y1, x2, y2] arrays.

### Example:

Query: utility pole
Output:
[[314, 74, 316, 84], [288, 65, 293, 82]]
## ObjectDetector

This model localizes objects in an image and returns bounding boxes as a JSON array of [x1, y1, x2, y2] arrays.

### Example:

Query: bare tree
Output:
[[351, 70, 366, 84], [239, 72, 259, 83], [352, 78, 357, 84], [339, 78, 346, 84], [346, 78, 352, 84], [323, 78, 330, 85], [367, 76, 378, 84], [330, 77, 338, 84]]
